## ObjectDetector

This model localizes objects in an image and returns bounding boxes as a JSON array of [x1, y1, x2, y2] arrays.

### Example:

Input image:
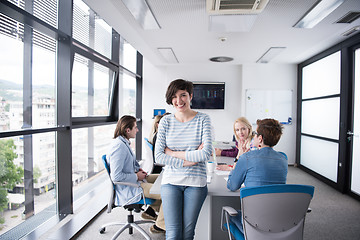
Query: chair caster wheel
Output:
[[99, 227, 105, 234]]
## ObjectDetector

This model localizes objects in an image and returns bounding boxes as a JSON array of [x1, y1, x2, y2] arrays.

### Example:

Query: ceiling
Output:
[[83, 0, 360, 66]]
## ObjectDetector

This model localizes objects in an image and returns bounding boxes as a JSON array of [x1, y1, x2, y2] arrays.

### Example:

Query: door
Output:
[[350, 47, 360, 196]]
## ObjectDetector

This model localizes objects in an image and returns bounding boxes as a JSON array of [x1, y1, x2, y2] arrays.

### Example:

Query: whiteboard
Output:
[[245, 89, 293, 125]]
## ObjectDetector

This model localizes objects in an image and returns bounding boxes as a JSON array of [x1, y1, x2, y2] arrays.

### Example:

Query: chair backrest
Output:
[[240, 184, 314, 240], [141, 138, 154, 174], [144, 137, 154, 151], [102, 154, 111, 175], [102, 155, 116, 213]]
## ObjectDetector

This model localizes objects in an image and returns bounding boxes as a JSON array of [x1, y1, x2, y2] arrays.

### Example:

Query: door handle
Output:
[[347, 131, 354, 142]]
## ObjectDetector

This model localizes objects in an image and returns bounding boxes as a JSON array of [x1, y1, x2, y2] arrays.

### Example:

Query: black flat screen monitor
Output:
[[192, 82, 225, 109]]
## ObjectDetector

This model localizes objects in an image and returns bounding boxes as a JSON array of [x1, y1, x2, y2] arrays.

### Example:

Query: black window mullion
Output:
[[22, 0, 34, 220], [110, 29, 120, 120], [56, 0, 73, 215], [135, 52, 143, 160]]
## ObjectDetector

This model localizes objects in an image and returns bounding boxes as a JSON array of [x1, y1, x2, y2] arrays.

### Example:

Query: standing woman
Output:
[[155, 79, 213, 240]]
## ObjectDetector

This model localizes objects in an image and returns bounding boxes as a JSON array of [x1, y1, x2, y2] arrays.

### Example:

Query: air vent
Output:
[[335, 11, 360, 23], [209, 56, 234, 62], [206, 0, 269, 15]]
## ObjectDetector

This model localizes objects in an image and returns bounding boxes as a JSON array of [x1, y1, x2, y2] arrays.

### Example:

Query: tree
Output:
[[33, 165, 42, 184], [0, 139, 23, 223]]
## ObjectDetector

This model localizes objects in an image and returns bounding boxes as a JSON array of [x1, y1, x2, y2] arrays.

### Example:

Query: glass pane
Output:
[[72, 0, 90, 47], [5, 0, 25, 10], [73, 0, 112, 59], [32, 132, 56, 212], [301, 97, 340, 140], [0, 20, 24, 132], [0, 18, 56, 131], [120, 38, 137, 73], [300, 135, 338, 182], [0, 133, 56, 236], [302, 51, 341, 99], [72, 54, 113, 117], [94, 63, 111, 115], [121, 72, 136, 116], [6, 0, 58, 28], [72, 124, 115, 213], [351, 48, 360, 195], [94, 18, 112, 59], [33, 0, 58, 29], [32, 31, 56, 128], [0, 136, 24, 235]]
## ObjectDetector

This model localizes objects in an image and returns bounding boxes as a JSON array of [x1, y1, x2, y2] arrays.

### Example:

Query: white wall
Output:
[[242, 63, 297, 164], [142, 59, 297, 164]]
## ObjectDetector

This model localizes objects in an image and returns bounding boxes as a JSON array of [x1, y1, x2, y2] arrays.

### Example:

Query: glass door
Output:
[[350, 48, 360, 195]]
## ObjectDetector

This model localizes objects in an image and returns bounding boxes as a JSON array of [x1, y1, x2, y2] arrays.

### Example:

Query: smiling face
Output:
[[234, 122, 250, 141], [171, 89, 193, 112]]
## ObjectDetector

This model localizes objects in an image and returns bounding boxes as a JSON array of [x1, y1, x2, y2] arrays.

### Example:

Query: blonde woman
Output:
[[216, 117, 254, 171], [148, 113, 170, 173]]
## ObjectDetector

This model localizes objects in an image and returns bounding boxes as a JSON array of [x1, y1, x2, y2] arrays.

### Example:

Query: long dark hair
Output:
[[114, 115, 136, 139]]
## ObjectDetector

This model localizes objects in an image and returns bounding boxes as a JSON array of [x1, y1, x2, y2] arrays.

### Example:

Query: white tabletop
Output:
[[150, 156, 239, 196]]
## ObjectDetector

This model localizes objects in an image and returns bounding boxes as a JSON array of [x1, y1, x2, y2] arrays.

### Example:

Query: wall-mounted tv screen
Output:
[[192, 82, 225, 109]]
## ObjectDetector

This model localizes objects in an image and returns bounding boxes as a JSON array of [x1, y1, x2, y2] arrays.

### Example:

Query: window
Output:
[[72, 54, 114, 117], [0, 134, 56, 236], [71, 124, 115, 213], [0, 0, 142, 237], [299, 52, 341, 182], [73, 0, 112, 59]]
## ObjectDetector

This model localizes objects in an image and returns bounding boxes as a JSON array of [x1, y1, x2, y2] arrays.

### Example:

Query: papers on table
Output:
[[212, 141, 236, 149], [214, 169, 230, 176]]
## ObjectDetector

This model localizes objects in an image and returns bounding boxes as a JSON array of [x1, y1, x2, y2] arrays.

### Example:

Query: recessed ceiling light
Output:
[[122, 0, 161, 30], [209, 56, 234, 62], [342, 25, 360, 37], [256, 47, 286, 63], [158, 48, 178, 63], [293, 0, 346, 28]]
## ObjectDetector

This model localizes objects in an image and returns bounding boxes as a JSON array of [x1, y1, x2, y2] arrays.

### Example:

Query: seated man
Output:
[[226, 118, 288, 233], [107, 115, 165, 234]]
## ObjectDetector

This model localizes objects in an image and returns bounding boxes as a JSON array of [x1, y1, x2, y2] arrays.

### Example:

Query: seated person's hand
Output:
[[183, 159, 197, 167], [215, 148, 222, 156], [136, 170, 147, 181], [216, 164, 232, 171]]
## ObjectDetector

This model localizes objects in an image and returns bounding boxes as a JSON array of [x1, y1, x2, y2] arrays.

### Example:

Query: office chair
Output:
[[221, 184, 314, 240], [143, 137, 163, 174], [99, 155, 156, 240]]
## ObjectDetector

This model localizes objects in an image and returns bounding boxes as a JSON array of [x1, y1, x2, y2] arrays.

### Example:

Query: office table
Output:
[[150, 156, 240, 240]]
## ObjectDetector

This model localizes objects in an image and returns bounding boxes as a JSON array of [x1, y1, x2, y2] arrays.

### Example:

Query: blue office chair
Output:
[[221, 184, 315, 240], [99, 155, 156, 240], [143, 137, 163, 174]]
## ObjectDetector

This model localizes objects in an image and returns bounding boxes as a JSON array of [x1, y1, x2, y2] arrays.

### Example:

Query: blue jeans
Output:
[[161, 184, 208, 240]]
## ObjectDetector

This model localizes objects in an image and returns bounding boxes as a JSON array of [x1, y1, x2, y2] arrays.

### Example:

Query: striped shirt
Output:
[[155, 112, 213, 187]]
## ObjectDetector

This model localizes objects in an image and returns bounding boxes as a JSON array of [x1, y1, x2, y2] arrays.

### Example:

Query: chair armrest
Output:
[[113, 181, 139, 188], [113, 181, 150, 209], [223, 206, 238, 216], [221, 206, 238, 240]]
